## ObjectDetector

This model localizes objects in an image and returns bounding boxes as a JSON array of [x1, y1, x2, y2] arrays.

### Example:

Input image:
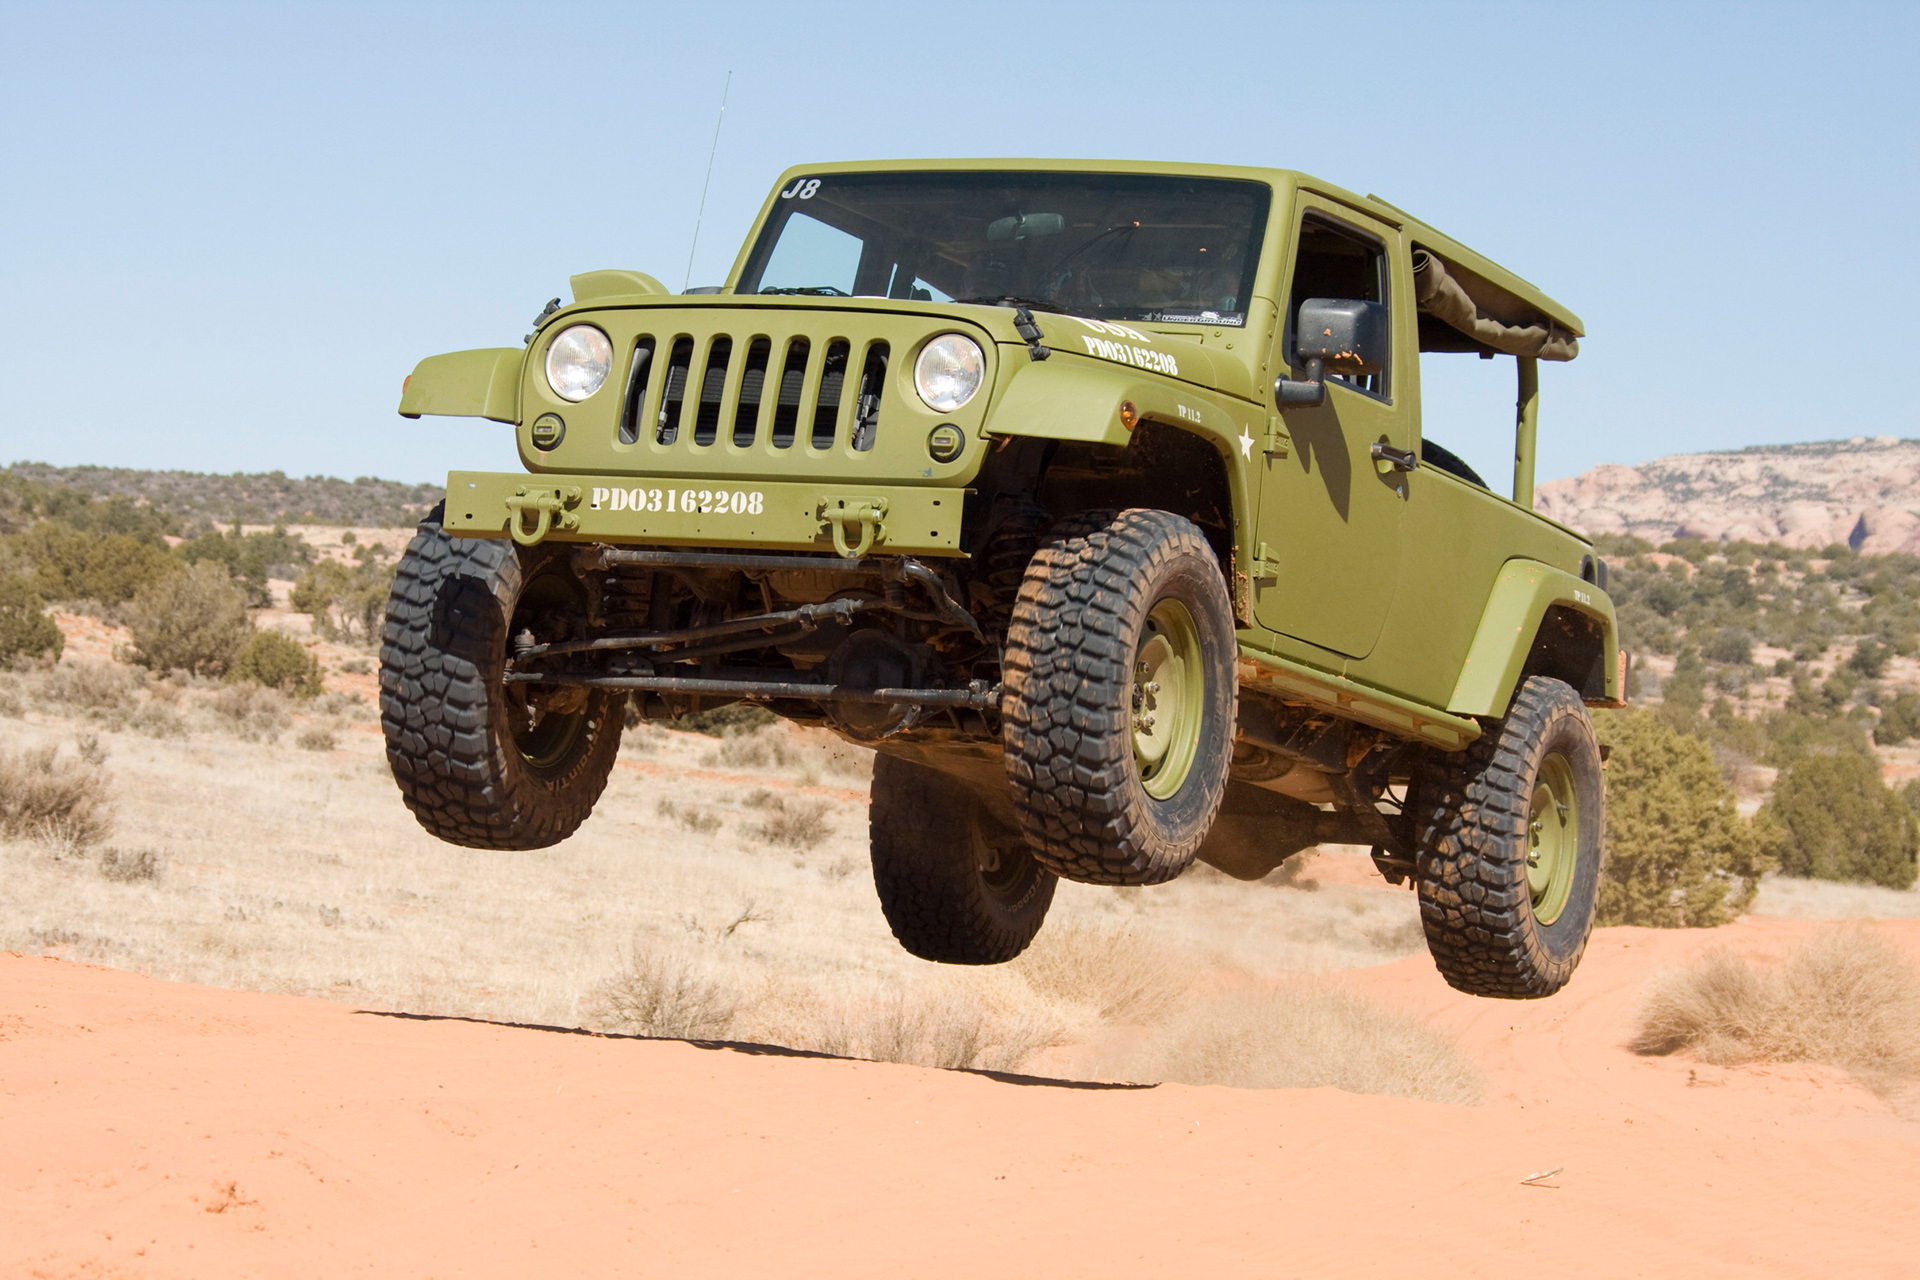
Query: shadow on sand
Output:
[[355, 1008, 1152, 1091]]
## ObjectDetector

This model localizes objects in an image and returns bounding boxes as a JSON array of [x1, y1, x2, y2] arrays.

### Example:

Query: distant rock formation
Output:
[[1535, 437, 1920, 554]]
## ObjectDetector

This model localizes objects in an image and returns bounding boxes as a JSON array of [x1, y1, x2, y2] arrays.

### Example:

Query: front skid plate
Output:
[[444, 470, 966, 556]]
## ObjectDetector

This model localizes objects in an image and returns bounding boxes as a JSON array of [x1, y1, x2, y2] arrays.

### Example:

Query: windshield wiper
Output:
[[951, 294, 1069, 314], [758, 286, 851, 296]]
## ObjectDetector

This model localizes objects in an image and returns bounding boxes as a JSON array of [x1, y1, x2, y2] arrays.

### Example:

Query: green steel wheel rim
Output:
[[1527, 751, 1580, 925], [1131, 599, 1205, 801]]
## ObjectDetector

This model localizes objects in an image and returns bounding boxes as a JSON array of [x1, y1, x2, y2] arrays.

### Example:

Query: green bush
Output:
[[290, 559, 389, 643], [0, 576, 63, 664], [1593, 710, 1773, 927], [226, 629, 323, 698], [124, 561, 252, 676], [175, 525, 314, 607], [1876, 691, 1920, 745], [1760, 751, 1918, 889], [5, 521, 179, 605]]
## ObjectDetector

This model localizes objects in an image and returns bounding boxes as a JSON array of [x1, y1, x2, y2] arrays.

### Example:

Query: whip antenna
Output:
[[684, 70, 732, 292]]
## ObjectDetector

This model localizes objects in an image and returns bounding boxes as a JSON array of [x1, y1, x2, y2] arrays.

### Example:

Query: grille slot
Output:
[[812, 339, 850, 450], [617, 337, 656, 445], [852, 342, 888, 452], [770, 339, 809, 449], [656, 337, 695, 445], [692, 337, 732, 447], [733, 337, 771, 447]]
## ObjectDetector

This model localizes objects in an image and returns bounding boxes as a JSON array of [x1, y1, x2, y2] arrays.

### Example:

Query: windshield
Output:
[[737, 171, 1270, 327]]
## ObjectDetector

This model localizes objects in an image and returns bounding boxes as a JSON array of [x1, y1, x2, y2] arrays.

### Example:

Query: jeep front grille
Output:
[[624, 330, 888, 455]]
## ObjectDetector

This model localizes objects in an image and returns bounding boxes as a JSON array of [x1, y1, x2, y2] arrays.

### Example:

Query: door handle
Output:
[[1370, 440, 1419, 474]]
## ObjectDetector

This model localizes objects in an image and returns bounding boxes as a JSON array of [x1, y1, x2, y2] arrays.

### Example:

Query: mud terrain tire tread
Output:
[[1001, 508, 1236, 885], [379, 504, 621, 849], [869, 754, 1056, 964], [1413, 675, 1603, 998]]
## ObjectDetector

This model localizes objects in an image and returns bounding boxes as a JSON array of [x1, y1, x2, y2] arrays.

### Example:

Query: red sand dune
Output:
[[6, 919, 1919, 1279]]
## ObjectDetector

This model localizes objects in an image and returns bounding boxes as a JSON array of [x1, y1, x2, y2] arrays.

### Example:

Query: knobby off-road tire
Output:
[[1414, 675, 1604, 998], [380, 504, 623, 849], [1001, 509, 1237, 885], [869, 754, 1057, 964]]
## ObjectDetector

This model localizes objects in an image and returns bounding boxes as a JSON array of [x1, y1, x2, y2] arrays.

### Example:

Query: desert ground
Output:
[[6, 583, 1920, 1277]]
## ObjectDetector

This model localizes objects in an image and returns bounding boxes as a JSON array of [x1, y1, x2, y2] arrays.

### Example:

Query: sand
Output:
[[8, 918, 1919, 1279]]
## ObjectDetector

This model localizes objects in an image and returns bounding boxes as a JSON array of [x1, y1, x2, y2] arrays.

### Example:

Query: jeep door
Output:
[[1252, 200, 1415, 660]]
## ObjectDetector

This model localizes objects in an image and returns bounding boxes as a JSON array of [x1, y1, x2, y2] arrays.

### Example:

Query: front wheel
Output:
[[1413, 675, 1604, 998], [379, 504, 623, 849], [1000, 509, 1237, 885], [869, 754, 1057, 964]]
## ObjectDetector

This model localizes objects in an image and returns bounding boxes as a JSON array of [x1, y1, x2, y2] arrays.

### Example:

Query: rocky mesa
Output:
[[1535, 436, 1920, 553]]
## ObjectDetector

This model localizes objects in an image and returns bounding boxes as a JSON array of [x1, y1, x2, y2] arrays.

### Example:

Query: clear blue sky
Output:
[[2, 1, 1913, 488]]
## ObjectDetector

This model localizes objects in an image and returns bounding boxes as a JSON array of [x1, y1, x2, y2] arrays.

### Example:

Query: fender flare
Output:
[[1447, 558, 1621, 717], [398, 348, 523, 423]]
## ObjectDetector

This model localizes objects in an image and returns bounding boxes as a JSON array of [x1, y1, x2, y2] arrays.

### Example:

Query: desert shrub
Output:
[[1876, 691, 1920, 745], [125, 561, 252, 676], [209, 682, 290, 742], [0, 676, 23, 717], [1631, 926, 1920, 1086], [656, 796, 722, 834], [0, 744, 113, 849], [0, 575, 63, 664], [176, 525, 314, 606], [98, 846, 161, 882], [755, 796, 832, 848], [125, 701, 187, 739], [313, 690, 368, 719], [1593, 710, 1773, 926], [1702, 627, 1753, 665], [592, 947, 737, 1039], [1094, 985, 1483, 1103], [1761, 750, 1918, 889], [227, 629, 323, 698], [5, 521, 179, 606], [737, 982, 1065, 1073], [75, 732, 108, 766], [289, 558, 388, 642], [1012, 921, 1197, 1025], [673, 703, 778, 737], [32, 661, 144, 718], [294, 723, 338, 752]]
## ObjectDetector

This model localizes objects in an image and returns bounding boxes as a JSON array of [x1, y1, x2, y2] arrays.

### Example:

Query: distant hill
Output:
[[2, 463, 439, 529], [1535, 437, 1920, 554]]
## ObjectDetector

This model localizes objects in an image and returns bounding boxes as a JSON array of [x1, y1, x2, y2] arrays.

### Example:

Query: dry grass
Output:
[[1091, 984, 1485, 1104], [1632, 925, 1920, 1088], [755, 796, 833, 848], [294, 724, 338, 752], [3, 660, 1467, 1097], [1011, 919, 1199, 1026], [589, 947, 738, 1039], [0, 744, 113, 850]]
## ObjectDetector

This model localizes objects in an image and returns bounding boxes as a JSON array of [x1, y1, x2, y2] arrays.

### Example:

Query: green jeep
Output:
[[383, 159, 1623, 999]]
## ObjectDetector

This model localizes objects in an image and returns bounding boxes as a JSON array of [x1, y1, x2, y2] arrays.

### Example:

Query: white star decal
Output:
[[1238, 428, 1255, 459]]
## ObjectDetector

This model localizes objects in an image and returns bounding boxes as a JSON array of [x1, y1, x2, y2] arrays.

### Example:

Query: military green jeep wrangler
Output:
[[383, 159, 1623, 998]]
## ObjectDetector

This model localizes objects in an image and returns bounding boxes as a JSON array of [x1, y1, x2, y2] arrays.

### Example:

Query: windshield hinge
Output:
[[1012, 307, 1051, 362]]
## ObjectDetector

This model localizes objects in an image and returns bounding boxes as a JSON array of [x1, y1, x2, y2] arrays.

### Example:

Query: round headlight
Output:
[[545, 325, 613, 402], [913, 334, 985, 413]]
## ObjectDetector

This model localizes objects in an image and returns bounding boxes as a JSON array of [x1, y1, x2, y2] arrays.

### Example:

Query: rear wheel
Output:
[[1000, 509, 1236, 885], [379, 505, 623, 849], [1413, 675, 1603, 998], [869, 754, 1056, 964]]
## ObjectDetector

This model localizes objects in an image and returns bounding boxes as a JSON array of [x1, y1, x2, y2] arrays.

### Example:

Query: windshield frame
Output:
[[731, 168, 1273, 328]]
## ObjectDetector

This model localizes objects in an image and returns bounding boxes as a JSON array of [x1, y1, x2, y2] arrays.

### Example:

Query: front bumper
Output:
[[443, 469, 966, 558]]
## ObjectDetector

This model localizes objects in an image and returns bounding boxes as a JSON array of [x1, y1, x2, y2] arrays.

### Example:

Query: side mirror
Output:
[[1274, 297, 1390, 410]]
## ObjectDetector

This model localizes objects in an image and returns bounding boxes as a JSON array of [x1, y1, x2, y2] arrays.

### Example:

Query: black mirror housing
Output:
[[1296, 297, 1388, 375], [1275, 297, 1390, 411]]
